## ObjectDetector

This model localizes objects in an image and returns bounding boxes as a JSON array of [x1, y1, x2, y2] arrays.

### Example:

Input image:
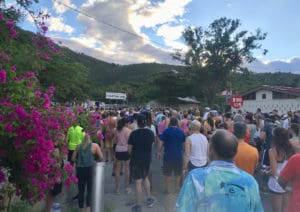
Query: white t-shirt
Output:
[[189, 133, 208, 167]]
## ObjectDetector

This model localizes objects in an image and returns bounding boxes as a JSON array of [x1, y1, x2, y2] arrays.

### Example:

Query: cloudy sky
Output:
[[10, 0, 300, 73]]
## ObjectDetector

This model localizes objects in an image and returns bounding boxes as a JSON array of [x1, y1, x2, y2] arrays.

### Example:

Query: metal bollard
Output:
[[91, 162, 106, 212]]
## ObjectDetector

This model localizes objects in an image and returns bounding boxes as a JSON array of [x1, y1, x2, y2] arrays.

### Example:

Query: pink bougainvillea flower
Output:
[[0, 13, 4, 21], [77, 106, 83, 113], [42, 93, 51, 110], [34, 90, 41, 99], [11, 66, 16, 72], [48, 85, 55, 95], [9, 28, 18, 38], [64, 163, 73, 175], [25, 71, 35, 78], [97, 133, 104, 140], [6, 20, 14, 29], [0, 69, 6, 83], [28, 82, 33, 89], [102, 119, 108, 125], [0, 170, 5, 183], [5, 123, 14, 132]]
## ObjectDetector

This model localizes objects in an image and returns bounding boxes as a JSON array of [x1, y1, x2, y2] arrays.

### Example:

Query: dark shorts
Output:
[[115, 152, 130, 161], [68, 150, 74, 162], [130, 161, 150, 180], [163, 160, 183, 176], [188, 161, 207, 172], [51, 183, 62, 196]]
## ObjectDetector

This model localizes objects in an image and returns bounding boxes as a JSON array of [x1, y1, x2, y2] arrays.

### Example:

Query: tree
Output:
[[174, 17, 267, 106]]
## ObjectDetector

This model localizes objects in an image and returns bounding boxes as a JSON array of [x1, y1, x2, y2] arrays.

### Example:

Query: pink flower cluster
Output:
[[0, 11, 78, 203]]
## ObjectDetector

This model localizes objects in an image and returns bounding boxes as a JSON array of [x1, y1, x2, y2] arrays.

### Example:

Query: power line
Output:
[[53, 0, 171, 49]]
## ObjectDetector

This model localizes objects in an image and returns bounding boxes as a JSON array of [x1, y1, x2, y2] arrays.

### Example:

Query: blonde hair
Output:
[[82, 133, 91, 150], [189, 120, 201, 131]]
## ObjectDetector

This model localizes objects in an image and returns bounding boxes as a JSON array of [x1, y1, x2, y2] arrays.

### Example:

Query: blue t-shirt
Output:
[[176, 161, 263, 212], [160, 127, 185, 162]]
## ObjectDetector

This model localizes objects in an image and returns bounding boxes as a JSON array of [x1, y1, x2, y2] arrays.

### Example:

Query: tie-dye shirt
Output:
[[176, 160, 263, 212]]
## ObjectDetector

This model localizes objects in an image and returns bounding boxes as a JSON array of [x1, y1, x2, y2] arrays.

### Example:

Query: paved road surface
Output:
[[34, 146, 272, 212]]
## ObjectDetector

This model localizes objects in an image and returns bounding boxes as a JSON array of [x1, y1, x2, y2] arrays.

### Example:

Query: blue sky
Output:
[[7, 0, 300, 73]]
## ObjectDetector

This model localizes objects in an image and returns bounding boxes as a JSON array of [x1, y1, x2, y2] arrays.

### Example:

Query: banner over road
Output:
[[105, 92, 127, 100]]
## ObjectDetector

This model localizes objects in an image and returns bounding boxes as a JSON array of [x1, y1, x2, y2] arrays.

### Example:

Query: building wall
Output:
[[232, 90, 300, 114], [256, 90, 273, 101]]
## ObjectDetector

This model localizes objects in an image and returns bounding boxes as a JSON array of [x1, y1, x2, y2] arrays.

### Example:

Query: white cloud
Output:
[[156, 24, 187, 50], [65, 0, 191, 64], [48, 16, 74, 34], [129, 0, 192, 28], [247, 57, 300, 73], [52, 0, 76, 14]]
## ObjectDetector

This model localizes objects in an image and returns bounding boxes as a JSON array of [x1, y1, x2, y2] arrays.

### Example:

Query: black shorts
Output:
[[68, 150, 74, 162], [163, 160, 183, 176], [130, 161, 150, 180], [115, 152, 130, 161]]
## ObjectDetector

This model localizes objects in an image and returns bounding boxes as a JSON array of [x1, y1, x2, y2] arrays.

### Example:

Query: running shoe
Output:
[[146, 198, 155, 208], [126, 187, 132, 194]]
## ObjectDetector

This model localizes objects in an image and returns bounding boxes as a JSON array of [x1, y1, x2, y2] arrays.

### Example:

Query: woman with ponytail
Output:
[[72, 133, 103, 212]]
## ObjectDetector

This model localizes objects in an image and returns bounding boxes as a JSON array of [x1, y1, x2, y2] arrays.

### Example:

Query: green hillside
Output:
[[3, 27, 300, 105]]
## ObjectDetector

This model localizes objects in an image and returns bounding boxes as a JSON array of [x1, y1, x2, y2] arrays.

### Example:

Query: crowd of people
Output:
[[61, 106, 300, 212]]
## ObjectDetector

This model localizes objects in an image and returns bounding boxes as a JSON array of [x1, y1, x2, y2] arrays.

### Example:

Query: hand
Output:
[[156, 152, 162, 159]]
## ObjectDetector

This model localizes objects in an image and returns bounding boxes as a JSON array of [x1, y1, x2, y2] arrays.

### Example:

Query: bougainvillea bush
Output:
[[0, 8, 78, 203]]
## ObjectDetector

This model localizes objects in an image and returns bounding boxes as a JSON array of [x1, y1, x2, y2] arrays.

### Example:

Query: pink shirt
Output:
[[115, 127, 131, 152]]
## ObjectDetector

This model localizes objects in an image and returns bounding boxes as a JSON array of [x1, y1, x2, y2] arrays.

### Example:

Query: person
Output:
[[72, 134, 103, 212], [157, 117, 185, 194], [233, 122, 259, 176], [128, 114, 155, 212], [67, 124, 85, 164], [176, 129, 263, 212], [260, 117, 276, 167], [278, 153, 300, 212], [183, 120, 208, 173], [268, 127, 294, 212], [45, 133, 65, 212], [114, 117, 131, 195], [202, 114, 216, 139], [180, 113, 189, 135], [289, 123, 300, 153], [224, 112, 234, 131], [202, 107, 210, 121], [104, 117, 116, 162]]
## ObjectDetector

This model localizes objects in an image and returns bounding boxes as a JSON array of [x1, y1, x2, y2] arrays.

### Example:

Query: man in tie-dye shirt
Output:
[[176, 129, 263, 212]]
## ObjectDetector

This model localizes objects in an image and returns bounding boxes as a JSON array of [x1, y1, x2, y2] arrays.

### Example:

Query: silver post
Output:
[[91, 162, 106, 212]]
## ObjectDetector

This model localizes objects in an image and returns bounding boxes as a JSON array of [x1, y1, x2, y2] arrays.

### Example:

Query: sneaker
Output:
[[146, 198, 155, 208], [126, 187, 132, 194], [72, 194, 79, 200], [52, 202, 60, 209], [132, 205, 142, 212]]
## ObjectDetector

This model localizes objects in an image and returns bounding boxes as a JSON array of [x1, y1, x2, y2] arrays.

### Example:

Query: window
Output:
[[262, 94, 266, 99]]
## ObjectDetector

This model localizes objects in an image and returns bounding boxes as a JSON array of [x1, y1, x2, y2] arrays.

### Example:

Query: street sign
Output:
[[230, 95, 243, 109]]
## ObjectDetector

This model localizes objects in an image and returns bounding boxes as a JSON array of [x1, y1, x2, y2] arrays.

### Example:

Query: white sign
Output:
[[106, 92, 127, 100]]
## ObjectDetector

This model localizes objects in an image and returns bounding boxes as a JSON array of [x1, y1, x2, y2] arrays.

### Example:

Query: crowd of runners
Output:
[[63, 106, 300, 212]]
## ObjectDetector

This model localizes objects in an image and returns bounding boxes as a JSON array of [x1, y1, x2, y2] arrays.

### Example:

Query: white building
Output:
[[233, 85, 300, 114]]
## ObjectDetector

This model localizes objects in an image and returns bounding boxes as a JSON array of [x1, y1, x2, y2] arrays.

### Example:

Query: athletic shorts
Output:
[[115, 152, 130, 161], [67, 150, 74, 162], [130, 161, 150, 180], [163, 160, 183, 176]]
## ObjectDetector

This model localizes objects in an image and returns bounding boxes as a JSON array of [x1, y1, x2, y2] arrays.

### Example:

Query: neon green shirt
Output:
[[67, 125, 85, 150]]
